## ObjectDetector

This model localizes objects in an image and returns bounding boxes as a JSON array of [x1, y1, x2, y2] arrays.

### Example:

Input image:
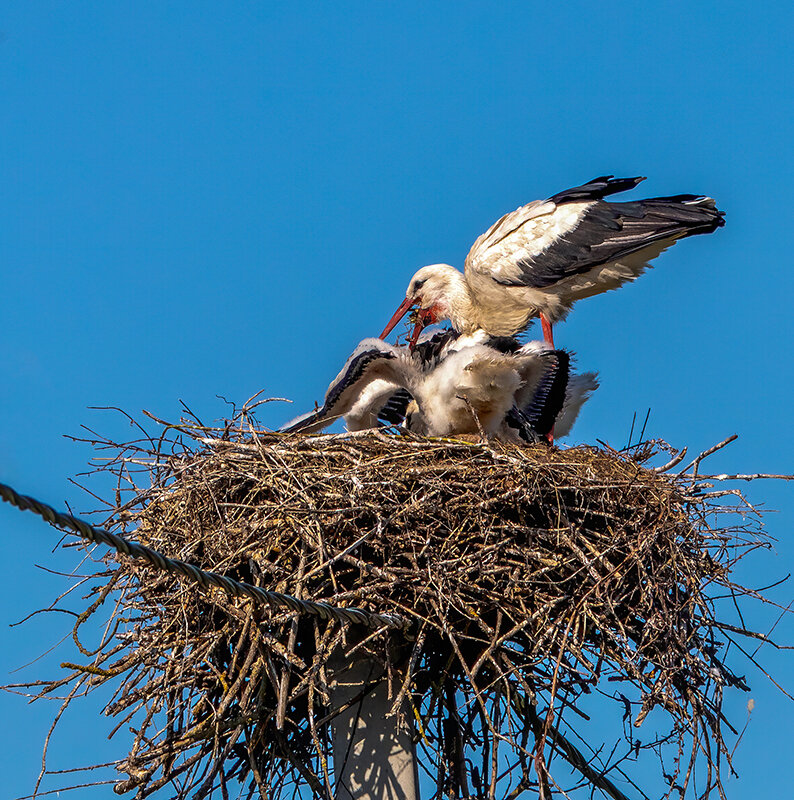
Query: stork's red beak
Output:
[[379, 296, 417, 340]]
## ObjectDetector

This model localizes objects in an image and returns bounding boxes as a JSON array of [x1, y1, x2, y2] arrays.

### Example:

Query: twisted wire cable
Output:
[[0, 481, 406, 631]]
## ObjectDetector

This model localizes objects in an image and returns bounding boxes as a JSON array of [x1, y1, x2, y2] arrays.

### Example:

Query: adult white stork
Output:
[[380, 176, 725, 346], [280, 331, 597, 442]]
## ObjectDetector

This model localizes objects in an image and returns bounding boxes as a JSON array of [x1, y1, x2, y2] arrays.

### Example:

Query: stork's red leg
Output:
[[540, 314, 555, 347], [540, 315, 556, 444]]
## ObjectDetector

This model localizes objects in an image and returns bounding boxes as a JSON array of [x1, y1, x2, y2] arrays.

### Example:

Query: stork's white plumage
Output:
[[380, 176, 725, 346], [402, 344, 532, 438]]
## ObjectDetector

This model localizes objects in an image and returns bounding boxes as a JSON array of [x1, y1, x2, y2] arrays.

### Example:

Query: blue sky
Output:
[[1, 2, 792, 798]]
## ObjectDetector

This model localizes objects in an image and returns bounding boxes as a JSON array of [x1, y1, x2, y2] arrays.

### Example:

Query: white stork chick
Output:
[[403, 345, 526, 437], [396, 329, 598, 441], [280, 332, 595, 442], [380, 175, 725, 346], [281, 339, 548, 438]]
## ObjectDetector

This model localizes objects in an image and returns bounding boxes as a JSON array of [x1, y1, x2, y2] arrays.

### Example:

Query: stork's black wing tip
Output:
[[640, 194, 726, 230], [685, 196, 727, 226], [549, 175, 646, 205], [278, 408, 326, 434]]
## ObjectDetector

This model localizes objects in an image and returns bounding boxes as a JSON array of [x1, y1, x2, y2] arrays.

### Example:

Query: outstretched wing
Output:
[[519, 349, 570, 437], [504, 347, 570, 442], [465, 175, 724, 290], [279, 339, 408, 435]]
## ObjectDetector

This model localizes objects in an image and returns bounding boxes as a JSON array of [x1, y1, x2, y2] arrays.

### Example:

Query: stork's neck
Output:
[[444, 270, 479, 334]]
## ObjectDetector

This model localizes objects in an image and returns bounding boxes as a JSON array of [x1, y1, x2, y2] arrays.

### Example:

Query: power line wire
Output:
[[0, 481, 406, 631]]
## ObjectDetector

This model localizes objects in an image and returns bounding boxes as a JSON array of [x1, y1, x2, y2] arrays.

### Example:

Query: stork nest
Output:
[[13, 409, 777, 800]]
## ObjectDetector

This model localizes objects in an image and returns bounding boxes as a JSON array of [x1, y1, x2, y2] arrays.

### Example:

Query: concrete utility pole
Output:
[[330, 654, 419, 800]]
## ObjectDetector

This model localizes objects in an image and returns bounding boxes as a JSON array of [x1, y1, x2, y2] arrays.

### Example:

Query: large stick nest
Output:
[[15, 410, 775, 800]]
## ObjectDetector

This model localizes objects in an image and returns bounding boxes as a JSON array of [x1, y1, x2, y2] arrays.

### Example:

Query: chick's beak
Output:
[[379, 296, 417, 340], [408, 308, 434, 349]]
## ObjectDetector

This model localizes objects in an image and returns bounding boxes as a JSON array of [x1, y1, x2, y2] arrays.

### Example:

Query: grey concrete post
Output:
[[330, 654, 419, 800]]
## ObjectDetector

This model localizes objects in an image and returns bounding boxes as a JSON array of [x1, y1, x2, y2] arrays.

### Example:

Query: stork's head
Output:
[[380, 264, 462, 347]]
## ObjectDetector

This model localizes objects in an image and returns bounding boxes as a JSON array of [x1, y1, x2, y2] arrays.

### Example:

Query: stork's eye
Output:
[[413, 278, 426, 292]]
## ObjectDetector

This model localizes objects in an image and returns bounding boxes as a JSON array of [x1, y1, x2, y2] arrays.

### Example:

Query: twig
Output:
[[679, 434, 738, 476]]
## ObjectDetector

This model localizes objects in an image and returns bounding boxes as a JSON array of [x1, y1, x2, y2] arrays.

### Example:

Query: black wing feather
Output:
[[279, 408, 325, 435], [521, 350, 570, 437], [498, 195, 725, 290], [503, 407, 541, 443], [323, 347, 396, 411], [412, 328, 459, 367], [480, 336, 522, 354], [377, 388, 413, 426], [547, 175, 645, 204], [504, 350, 571, 443]]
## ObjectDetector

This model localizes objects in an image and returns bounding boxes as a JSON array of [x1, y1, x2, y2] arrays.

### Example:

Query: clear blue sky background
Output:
[[1, 3, 792, 798]]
